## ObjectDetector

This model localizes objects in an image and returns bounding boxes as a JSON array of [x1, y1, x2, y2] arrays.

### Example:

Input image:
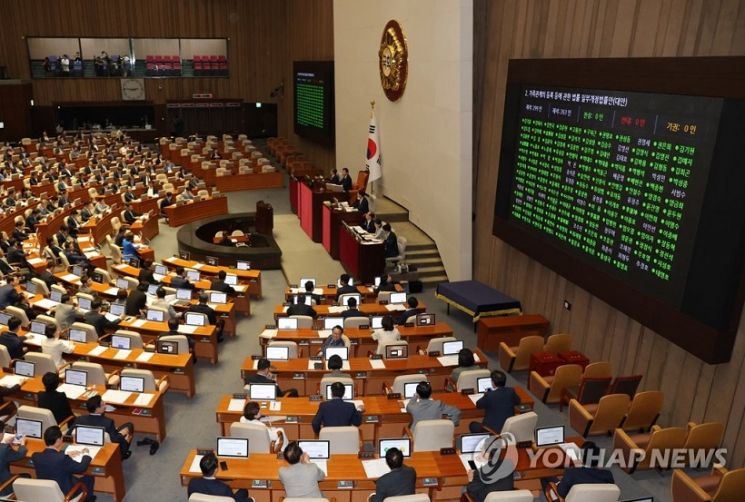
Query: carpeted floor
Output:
[[93, 180, 666, 501]]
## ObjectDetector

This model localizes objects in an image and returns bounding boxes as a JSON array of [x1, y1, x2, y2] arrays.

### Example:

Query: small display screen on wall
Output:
[[293, 61, 335, 145]]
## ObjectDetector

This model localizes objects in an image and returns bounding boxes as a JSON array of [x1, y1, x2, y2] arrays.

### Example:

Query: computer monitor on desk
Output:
[[186, 270, 200, 282], [379, 438, 411, 457], [120, 376, 145, 393], [16, 418, 42, 439], [460, 433, 491, 454], [389, 292, 407, 304], [325, 346, 348, 360], [146, 309, 165, 322], [75, 425, 105, 446], [216, 437, 249, 458], [370, 316, 384, 329], [154, 264, 168, 276], [298, 440, 330, 459], [249, 383, 277, 401], [65, 369, 88, 387], [535, 426, 564, 447], [116, 278, 131, 290], [442, 340, 464, 356], [277, 317, 298, 330], [323, 317, 343, 330], [299, 278, 316, 289], [224, 274, 238, 286], [15, 360, 35, 377], [209, 292, 227, 304], [385, 344, 408, 359], [266, 346, 289, 361], [111, 335, 131, 350], [68, 328, 87, 343], [326, 383, 353, 400], [236, 261, 251, 270], [185, 313, 206, 326]]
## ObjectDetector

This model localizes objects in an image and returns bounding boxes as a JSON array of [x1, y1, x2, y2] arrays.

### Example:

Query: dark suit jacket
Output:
[[123, 210, 137, 224], [38, 390, 75, 424], [357, 196, 369, 215], [475, 387, 520, 432], [396, 308, 422, 325], [0, 443, 27, 495], [73, 414, 129, 453], [0, 259, 12, 274], [83, 311, 119, 337], [341, 176, 353, 191], [171, 276, 194, 290], [384, 232, 399, 258], [341, 308, 364, 319], [210, 279, 236, 294], [557, 467, 615, 497], [373, 465, 417, 502], [363, 219, 375, 233], [245, 373, 286, 397], [188, 303, 217, 325], [32, 448, 92, 494], [312, 398, 362, 433], [286, 303, 318, 319], [466, 465, 515, 502], [138, 269, 156, 284], [335, 284, 357, 301], [0, 332, 24, 359], [125, 289, 147, 316], [188, 477, 245, 501]]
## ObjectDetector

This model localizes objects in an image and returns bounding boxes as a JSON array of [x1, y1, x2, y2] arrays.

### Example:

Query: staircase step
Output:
[[406, 257, 443, 266], [414, 265, 447, 278], [420, 274, 449, 285], [406, 249, 440, 259]]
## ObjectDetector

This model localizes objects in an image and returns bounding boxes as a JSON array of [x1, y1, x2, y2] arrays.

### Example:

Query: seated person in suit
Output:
[[32, 426, 95, 501], [469, 370, 520, 433], [170, 266, 194, 289], [279, 442, 325, 498], [374, 274, 397, 295], [244, 358, 298, 397], [0, 429, 27, 496], [125, 281, 148, 316], [371, 447, 416, 502], [241, 401, 285, 446], [355, 190, 370, 215], [383, 223, 399, 258], [450, 347, 480, 384], [319, 325, 346, 355], [311, 381, 362, 434], [286, 293, 317, 319], [83, 298, 122, 338], [363, 211, 376, 233], [406, 381, 461, 429], [160, 192, 175, 213], [38, 372, 74, 424], [396, 296, 423, 325], [138, 262, 156, 284], [335, 273, 357, 300], [542, 441, 614, 500], [339, 167, 353, 191], [122, 203, 139, 225], [188, 451, 252, 502], [0, 316, 25, 359], [371, 315, 401, 354], [11, 221, 27, 242], [340, 297, 363, 319], [187, 292, 223, 340], [328, 168, 341, 185], [210, 270, 236, 294], [302, 280, 322, 305], [74, 395, 136, 460], [465, 436, 516, 502]]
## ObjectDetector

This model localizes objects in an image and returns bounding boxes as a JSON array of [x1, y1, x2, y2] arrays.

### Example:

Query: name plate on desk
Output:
[[422, 477, 439, 487], [364, 415, 379, 423], [292, 373, 306, 380], [252, 480, 270, 489], [337, 481, 354, 490], [285, 416, 299, 423], [354, 372, 368, 379]]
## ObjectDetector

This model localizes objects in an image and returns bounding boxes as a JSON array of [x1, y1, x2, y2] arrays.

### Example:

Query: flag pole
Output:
[[369, 100, 375, 196]]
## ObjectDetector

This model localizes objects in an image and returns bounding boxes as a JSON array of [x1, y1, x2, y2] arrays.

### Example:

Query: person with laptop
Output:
[[319, 325, 347, 355], [244, 358, 298, 397], [38, 372, 74, 424], [187, 292, 223, 341], [279, 441, 325, 498], [450, 348, 480, 384], [40, 323, 74, 369], [0, 316, 25, 359], [0, 428, 27, 496], [125, 281, 148, 316], [151, 287, 178, 321], [542, 441, 614, 500], [406, 381, 461, 429], [188, 451, 253, 502], [335, 274, 357, 300], [287, 293, 318, 318], [370, 447, 416, 502], [311, 381, 362, 434], [396, 296, 423, 325], [469, 370, 520, 433], [84, 298, 123, 337], [73, 395, 135, 460], [170, 266, 195, 289], [210, 270, 236, 294], [340, 296, 364, 319], [371, 315, 402, 354], [32, 425, 96, 502], [241, 401, 286, 446]]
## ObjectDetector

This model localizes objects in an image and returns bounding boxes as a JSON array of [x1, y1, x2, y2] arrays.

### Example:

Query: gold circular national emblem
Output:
[[378, 20, 408, 101]]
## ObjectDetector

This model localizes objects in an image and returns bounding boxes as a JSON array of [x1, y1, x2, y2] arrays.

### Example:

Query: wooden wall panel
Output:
[[473, 0, 745, 465], [0, 82, 33, 140]]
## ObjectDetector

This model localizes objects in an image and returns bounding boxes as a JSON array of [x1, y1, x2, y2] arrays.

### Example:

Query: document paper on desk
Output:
[[102, 389, 132, 404], [66, 445, 102, 463], [113, 349, 132, 360], [134, 393, 154, 406], [228, 398, 245, 412], [362, 458, 391, 479], [130, 319, 147, 328], [190, 455, 204, 473], [177, 324, 199, 334], [0, 375, 26, 388], [136, 352, 154, 362], [437, 355, 459, 367], [61, 273, 80, 283], [259, 329, 278, 339], [468, 393, 484, 405], [327, 306, 346, 314], [317, 329, 332, 338], [87, 346, 107, 356], [104, 313, 120, 323], [57, 383, 87, 400], [369, 359, 386, 369], [33, 298, 59, 310], [385, 304, 405, 312]]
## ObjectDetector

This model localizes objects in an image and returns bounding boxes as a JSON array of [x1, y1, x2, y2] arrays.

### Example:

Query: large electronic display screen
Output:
[[493, 58, 745, 363], [293, 61, 334, 145]]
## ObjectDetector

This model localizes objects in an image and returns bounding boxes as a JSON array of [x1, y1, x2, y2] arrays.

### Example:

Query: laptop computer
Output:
[[14, 360, 35, 377], [0, 312, 12, 326], [115, 278, 131, 290], [65, 369, 88, 387], [325, 346, 348, 360], [477, 377, 494, 393], [389, 292, 407, 304], [416, 313, 435, 326], [379, 438, 411, 457], [77, 297, 92, 311], [209, 292, 227, 305], [535, 426, 581, 460], [50, 290, 63, 303], [277, 317, 298, 330], [29, 320, 47, 335], [442, 340, 464, 355], [110, 335, 131, 350], [370, 316, 384, 329], [224, 274, 238, 286], [185, 312, 206, 326], [68, 328, 88, 343], [146, 309, 165, 322], [403, 381, 420, 399], [236, 261, 250, 270], [217, 437, 249, 458], [174, 288, 192, 307], [147, 284, 159, 296], [248, 383, 277, 401], [15, 418, 42, 439], [266, 346, 289, 361], [186, 270, 200, 282], [109, 302, 125, 316], [156, 340, 178, 355], [75, 425, 105, 446], [120, 375, 145, 393], [323, 317, 343, 330], [154, 264, 168, 276]]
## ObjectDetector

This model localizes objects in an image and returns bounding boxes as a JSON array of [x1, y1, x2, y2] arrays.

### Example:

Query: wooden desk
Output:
[[164, 196, 228, 227], [240, 349, 490, 396], [322, 204, 364, 259], [477, 314, 550, 354], [273, 302, 426, 320], [162, 256, 262, 298], [339, 224, 385, 284], [11, 439, 126, 502], [282, 284, 403, 303], [130, 214, 160, 241], [259, 323, 455, 356]]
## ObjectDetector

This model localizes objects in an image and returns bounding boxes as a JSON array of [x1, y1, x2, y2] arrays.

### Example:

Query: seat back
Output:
[[501, 412, 538, 444], [319, 426, 360, 454], [343, 316, 369, 329], [37, 314, 59, 330], [564, 484, 620, 502], [623, 390, 663, 431], [188, 494, 236, 502], [288, 315, 313, 329], [713, 467, 745, 501], [544, 333, 572, 353], [120, 368, 158, 392], [229, 422, 271, 453], [6, 305, 29, 328], [94, 267, 112, 283], [412, 419, 454, 451], [383, 496, 430, 502], [640, 427, 687, 469], [17, 405, 58, 432], [71, 361, 107, 386], [455, 369, 491, 392], [582, 361, 612, 379], [12, 478, 68, 502], [608, 375, 642, 398], [0, 345, 10, 368], [284, 499, 329, 502], [575, 377, 612, 405], [483, 491, 534, 502], [25, 352, 57, 375], [513, 335, 545, 370], [338, 293, 359, 307], [377, 291, 392, 303], [113, 330, 144, 349], [267, 341, 298, 359], [71, 322, 99, 343], [31, 277, 51, 296], [320, 376, 354, 398], [159, 335, 189, 354], [684, 422, 725, 451], [392, 374, 428, 395], [544, 364, 583, 403], [425, 336, 457, 354], [585, 394, 631, 436]]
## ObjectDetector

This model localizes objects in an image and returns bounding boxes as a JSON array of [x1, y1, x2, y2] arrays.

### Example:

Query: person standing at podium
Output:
[[340, 168, 353, 191]]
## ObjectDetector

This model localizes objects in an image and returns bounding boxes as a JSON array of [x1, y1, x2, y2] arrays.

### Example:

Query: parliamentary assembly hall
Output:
[[0, 0, 743, 501]]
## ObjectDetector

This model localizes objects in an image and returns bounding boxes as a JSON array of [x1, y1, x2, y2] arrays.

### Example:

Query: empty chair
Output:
[[343, 316, 369, 329], [455, 369, 491, 392], [582, 361, 612, 378], [569, 394, 630, 437], [424, 336, 457, 355], [267, 341, 298, 359], [560, 376, 612, 411], [684, 421, 725, 451], [111, 330, 144, 349], [377, 291, 392, 303], [71, 361, 120, 388], [229, 422, 283, 453], [319, 426, 360, 454], [12, 477, 88, 502], [498, 335, 544, 372], [69, 322, 99, 343], [498, 411, 538, 443], [158, 335, 190, 354], [31, 277, 51, 296], [608, 375, 642, 398], [189, 494, 235, 502], [529, 364, 583, 404], [288, 315, 313, 329], [120, 368, 169, 393], [547, 483, 621, 502], [390, 375, 428, 395], [614, 425, 687, 472], [671, 466, 745, 502], [25, 352, 62, 376], [544, 333, 572, 353], [6, 306, 29, 328], [621, 390, 663, 431], [409, 419, 454, 451]]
